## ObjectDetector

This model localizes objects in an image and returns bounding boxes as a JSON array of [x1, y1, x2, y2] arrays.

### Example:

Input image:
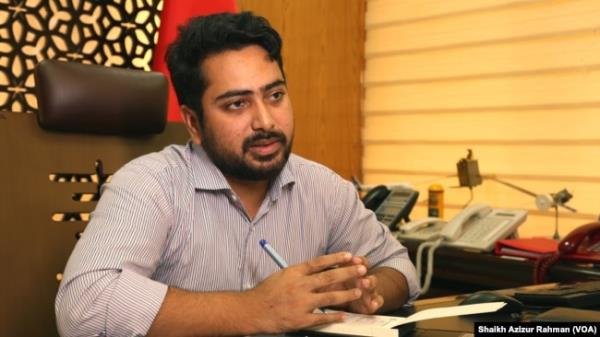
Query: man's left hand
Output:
[[319, 256, 384, 314]]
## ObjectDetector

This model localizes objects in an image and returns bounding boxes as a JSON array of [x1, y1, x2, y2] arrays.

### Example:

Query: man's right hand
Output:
[[243, 252, 367, 333]]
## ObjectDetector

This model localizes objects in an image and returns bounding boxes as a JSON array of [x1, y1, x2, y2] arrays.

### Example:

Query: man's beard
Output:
[[201, 128, 293, 181]]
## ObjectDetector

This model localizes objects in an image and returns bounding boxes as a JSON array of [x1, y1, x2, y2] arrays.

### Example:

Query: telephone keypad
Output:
[[456, 218, 510, 243]]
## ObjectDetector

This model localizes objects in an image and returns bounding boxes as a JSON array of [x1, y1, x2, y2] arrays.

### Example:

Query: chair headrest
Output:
[[34, 60, 168, 135]]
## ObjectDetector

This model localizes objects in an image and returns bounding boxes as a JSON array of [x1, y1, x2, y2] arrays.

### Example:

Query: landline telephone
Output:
[[397, 203, 527, 294], [559, 222, 600, 262], [361, 185, 419, 230], [533, 222, 600, 283], [396, 203, 528, 252]]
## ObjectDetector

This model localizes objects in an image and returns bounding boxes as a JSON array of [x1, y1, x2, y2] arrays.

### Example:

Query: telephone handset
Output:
[[361, 185, 391, 212], [397, 203, 527, 251], [439, 203, 493, 241], [558, 222, 600, 262], [533, 222, 600, 283], [397, 217, 447, 241], [401, 217, 446, 234], [361, 185, 419, 230]]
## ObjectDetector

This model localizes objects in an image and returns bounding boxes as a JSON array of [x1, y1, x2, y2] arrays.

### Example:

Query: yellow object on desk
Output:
[[428, 184, 444, 218]]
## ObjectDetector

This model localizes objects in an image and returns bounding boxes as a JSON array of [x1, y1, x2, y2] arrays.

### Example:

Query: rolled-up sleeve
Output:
[[55, 160, 174, 337], [327, 178, 421, 304], [106, 269, 168, 335]]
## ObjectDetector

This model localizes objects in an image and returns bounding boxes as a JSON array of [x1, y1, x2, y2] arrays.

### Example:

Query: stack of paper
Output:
[[308, 302, 506, 337]]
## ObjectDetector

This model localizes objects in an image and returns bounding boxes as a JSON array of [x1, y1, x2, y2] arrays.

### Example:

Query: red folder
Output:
[[495, 238, 559, 260]]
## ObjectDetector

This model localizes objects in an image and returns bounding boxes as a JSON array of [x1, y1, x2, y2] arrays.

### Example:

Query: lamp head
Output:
[[552, 188, 573, 205], [535, 194, 554, 211]]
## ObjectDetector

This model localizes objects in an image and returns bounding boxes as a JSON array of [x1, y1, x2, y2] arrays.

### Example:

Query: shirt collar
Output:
[[189, 142, 231, 191], [268, 154, 296, 201], [188, 142, 296, 196]]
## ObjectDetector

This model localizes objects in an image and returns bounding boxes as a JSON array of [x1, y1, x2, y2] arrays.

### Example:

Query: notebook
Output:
[[495, 237, 558, 260]]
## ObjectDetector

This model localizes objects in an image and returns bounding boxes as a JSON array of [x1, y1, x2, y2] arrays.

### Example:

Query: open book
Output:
[[308, 302, 506, 337]]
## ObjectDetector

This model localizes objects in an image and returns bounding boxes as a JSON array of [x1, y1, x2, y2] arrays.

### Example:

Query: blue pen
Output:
[[259, 239, 289, 268]]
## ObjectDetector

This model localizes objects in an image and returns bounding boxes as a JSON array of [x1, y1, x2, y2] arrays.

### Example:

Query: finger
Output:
[[351, 256, 369, 269], [354, 292, 383, 314], [368, 294, 384, 312], [311, 264, 367, 289], [354, 275, 376, 292], [304, 311, 345, 328], [335, 256, 367, 269], [360, 275, 377, 291], [314, 288, 363, 309], [301, 252, 354, 274], [324, 256, 368, 271], [359, 282, 375, 307], [355, 276, 379, 310]]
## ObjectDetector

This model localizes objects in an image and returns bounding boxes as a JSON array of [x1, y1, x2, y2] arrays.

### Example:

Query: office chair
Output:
[[35, 60, 167, 135], [0, 60, 188, 337]]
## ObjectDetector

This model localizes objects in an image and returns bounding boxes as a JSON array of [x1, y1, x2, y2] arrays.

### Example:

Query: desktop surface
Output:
[[286, 282, 600, 337], [414, 282, 600, 336], [400, 239, 600, 298]]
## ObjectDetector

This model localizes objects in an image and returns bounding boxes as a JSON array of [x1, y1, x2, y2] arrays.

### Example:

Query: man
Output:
[[55, 12, 419, 337]]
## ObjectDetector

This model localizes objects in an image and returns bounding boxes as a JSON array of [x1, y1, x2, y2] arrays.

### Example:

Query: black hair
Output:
[[165, 12, 284, 125]]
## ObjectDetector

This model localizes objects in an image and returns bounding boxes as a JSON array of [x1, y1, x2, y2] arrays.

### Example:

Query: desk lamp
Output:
[[455, 149, 576, 239], [485, 176, 576, 240]]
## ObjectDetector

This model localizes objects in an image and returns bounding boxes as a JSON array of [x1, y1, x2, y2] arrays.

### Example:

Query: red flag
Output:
[[152, 0, 238, 122]]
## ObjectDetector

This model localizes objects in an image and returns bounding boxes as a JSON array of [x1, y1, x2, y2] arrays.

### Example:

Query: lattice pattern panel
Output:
[[0, 0, 163, 113], [49, 159, 113, 224]]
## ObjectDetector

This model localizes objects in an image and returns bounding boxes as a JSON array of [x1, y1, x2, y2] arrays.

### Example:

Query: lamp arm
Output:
[[483, 175, 576, 213], [483, 175, 538, 197]]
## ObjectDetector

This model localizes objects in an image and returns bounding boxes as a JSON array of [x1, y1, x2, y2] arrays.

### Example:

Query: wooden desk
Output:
[[400, 239, 600, 298], [411, 283, 600, 336], [410, 291, 527, 336], [292, 282, 600, 337]]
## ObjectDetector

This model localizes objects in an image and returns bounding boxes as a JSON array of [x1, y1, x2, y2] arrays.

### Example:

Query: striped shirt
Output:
[[55, 143, 420, 337]]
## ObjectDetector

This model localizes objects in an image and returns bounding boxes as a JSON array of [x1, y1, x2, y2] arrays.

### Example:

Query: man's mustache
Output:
[[242, 131, 287, 152]]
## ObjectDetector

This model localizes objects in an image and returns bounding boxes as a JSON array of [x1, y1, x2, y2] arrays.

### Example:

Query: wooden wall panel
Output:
[[365, 144, 600, 176], [367, 171, 595, 238], [367, 0, 600, 56], [366, 30, 600, 84], [365, 71, 600, 112], [237, 0, 365, 179], [364, 0, 600, 238], [366, 0, 534, 28], [364, 110, 600, 141]]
